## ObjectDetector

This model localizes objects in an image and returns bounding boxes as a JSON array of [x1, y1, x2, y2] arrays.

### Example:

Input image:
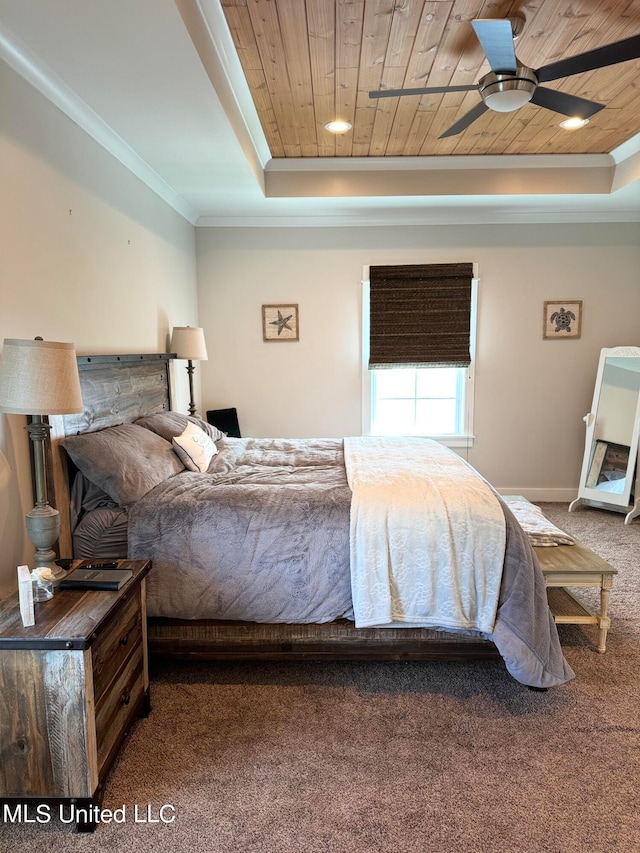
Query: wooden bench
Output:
[[535, 541, 617, 653]]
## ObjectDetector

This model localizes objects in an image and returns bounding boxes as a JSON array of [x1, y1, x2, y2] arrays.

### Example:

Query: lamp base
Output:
[[186, 360, 198, 417], [25, 504, 64, 578]]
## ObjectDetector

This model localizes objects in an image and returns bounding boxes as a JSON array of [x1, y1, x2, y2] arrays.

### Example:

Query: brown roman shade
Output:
[[369, 263, 473, 369]]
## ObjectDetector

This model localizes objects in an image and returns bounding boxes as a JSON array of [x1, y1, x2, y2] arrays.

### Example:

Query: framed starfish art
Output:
[[262, 304, 299, 342]]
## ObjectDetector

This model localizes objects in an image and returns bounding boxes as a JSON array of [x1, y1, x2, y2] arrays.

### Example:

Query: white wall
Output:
[[196, 223, 640, 500], [0, 62, 198, 593]]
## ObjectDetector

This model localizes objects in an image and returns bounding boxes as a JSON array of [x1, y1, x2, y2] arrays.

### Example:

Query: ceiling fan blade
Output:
[[537, 33, 640, 83], [369, 84, 477, 99], [439, 101, 489, 138], [471, 19, 517, 73], [530, 86, 605, 119]]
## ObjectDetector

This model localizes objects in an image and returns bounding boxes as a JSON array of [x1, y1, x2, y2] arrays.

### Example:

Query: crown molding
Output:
[[196, 206, 640, 228]]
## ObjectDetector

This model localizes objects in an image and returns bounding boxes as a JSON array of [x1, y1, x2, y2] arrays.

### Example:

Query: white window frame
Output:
[[361, 264, 477, 449]]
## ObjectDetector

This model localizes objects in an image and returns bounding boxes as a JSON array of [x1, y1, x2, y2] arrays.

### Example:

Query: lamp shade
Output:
[[170, 326, 208, 361], [0, 338, 84, 415]]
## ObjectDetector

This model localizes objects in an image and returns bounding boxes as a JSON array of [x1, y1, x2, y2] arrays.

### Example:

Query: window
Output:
[[362, 264, 477, 446], [371, 366, 467, 437]]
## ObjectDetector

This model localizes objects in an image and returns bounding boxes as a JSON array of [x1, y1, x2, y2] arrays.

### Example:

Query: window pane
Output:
[[375, 368, 416, 399], [415, 400, 457, 434], [416, 367, 459, 398], [372, 399, 415, 435]]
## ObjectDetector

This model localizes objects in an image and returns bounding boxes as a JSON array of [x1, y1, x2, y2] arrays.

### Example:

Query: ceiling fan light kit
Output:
[[369, 19, 640, 137], [479, 68, 537, 112]]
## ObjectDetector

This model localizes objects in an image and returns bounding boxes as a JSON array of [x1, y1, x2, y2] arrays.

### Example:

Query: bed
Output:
[[48, 353, 574, 689]]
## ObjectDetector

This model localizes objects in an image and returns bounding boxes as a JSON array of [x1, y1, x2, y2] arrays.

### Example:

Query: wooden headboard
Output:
[[48, 353, 176, 556]]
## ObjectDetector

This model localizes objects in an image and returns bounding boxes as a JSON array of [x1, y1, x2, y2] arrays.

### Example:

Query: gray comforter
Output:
[[128, 437, 574, 688]]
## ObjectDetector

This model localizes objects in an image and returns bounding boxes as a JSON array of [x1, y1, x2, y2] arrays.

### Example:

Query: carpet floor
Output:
[[2, 503, 639, 853]]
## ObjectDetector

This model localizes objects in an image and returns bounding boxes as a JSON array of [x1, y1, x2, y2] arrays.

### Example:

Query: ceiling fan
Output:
[[369, 18, 640, 138]]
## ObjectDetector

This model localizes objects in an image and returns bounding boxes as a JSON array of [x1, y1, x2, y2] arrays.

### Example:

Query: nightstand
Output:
[[0, 559, 151, 831]]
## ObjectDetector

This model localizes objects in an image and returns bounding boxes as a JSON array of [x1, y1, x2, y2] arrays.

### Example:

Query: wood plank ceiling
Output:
[[219, 0, 640, 158]]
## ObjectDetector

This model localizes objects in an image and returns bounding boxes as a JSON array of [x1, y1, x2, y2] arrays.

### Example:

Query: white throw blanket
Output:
[[343, 437, 506, 633]]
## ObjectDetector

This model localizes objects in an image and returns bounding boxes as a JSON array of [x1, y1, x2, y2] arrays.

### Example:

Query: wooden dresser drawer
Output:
[[92, 589, 142, 704], [94, 640, 145, 772]]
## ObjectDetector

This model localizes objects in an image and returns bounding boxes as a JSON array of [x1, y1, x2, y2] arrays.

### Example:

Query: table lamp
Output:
[[169, 326, 208, 417], [0, 338, 84, 576]]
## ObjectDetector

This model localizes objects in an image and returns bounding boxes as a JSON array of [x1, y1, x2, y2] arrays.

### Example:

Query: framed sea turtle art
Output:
[[543, 300, 582, 339]]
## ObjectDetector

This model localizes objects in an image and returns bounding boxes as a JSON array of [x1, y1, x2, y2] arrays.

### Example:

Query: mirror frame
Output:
[[570, 345, 640, 524]]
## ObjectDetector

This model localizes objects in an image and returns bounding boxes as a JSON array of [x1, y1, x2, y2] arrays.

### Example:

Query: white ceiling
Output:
[[2, 0, 640, 227]]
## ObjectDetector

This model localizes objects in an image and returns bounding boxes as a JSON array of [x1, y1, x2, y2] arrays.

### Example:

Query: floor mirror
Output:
[[569, 346, 640, 524]]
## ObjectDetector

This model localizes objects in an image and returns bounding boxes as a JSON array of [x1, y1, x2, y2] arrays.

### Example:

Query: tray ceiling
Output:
[[2, 0, 640, 225]]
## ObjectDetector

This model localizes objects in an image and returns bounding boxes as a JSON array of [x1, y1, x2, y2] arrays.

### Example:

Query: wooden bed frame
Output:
[[47, 353, 503, 661]]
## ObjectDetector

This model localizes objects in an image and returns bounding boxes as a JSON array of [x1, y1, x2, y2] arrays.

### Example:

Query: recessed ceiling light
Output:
[[559, 117, 590, 130], [324, 120, 352, 134]]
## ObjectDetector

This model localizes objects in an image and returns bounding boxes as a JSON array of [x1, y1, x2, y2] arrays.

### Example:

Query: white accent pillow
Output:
[[172, 421, 218, 472]]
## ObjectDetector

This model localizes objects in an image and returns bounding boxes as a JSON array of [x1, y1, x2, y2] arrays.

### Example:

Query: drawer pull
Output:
[[119, 634, 129, 646], [121, 692, 131, 706]]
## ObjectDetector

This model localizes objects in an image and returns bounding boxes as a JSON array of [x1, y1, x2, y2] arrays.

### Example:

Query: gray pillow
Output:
[[135, 411, 225, 443], [62, 423, 185, 506]]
